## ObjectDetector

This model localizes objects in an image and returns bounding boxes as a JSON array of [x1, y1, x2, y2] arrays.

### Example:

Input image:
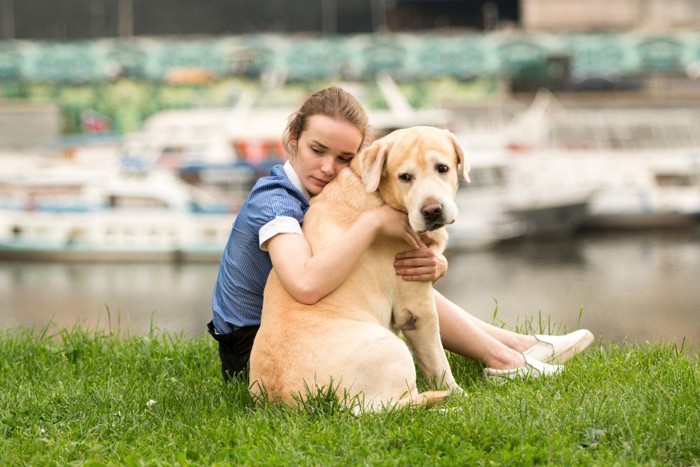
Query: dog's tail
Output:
[[396, 389, 453, 409], [352, 389, 459, 414]]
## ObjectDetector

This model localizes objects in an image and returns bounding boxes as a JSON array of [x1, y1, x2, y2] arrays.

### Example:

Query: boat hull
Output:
[[0, 209, 232, 263], [507, 200, 590, 238], [581, 213, 698, 230], [0, 245, 223, 263]]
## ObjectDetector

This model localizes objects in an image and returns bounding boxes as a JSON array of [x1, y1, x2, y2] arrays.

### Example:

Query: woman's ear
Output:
[[357, 139, 391, 192], [288, 139, 298, 156]]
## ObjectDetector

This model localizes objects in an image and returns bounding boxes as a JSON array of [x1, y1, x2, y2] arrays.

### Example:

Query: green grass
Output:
[[1, 324, 698, 466]]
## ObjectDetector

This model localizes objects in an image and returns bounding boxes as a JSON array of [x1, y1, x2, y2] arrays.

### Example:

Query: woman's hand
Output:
[[394, 239, 448, 283], [368, 205, 422, 249]]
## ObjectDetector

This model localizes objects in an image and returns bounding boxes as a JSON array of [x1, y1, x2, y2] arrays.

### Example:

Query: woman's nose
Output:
[[320, 156, 335, 175]]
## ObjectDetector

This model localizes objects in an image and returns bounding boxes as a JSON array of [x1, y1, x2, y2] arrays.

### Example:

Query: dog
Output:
[[249, 126, 470, 412]]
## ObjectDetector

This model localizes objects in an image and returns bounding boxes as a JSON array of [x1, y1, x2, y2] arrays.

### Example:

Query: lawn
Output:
[[1, 324, 698, 465]]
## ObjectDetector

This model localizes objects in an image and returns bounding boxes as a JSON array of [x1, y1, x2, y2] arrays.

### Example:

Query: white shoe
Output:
[[483, 354, 564, 382], [523, 329, 594, 364]]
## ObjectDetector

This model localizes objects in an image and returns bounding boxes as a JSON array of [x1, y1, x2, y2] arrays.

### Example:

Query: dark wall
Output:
[[7, 0, 378, 39], [13, 0, 121, 39], [388, 0, 519, 31], [5, 0, 518, 40]]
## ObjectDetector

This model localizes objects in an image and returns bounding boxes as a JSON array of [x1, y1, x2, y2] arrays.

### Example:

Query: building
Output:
[[521, 0, 700, 31]]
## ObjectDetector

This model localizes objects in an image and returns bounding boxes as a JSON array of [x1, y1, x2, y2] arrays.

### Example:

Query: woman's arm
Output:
[[267, 205, 421, 305]]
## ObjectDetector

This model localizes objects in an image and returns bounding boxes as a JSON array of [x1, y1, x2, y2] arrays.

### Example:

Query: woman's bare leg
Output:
[[434, 290, 537, 352], [434, 289, 543, 370], [434, 290, 532, 370]]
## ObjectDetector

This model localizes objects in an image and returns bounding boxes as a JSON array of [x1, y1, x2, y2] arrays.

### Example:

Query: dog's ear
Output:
[[446, 130, 470, 183], [357, 139, 391, 192]]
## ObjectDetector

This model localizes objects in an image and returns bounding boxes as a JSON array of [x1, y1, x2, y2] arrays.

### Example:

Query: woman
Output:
[[208, 86, 593, 381]]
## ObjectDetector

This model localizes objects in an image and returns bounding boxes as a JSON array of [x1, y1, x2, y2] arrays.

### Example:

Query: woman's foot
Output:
[[483, 354, 564, 381], [522, 329, 594, 364]]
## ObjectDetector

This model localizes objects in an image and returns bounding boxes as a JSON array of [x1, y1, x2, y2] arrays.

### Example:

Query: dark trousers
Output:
[[207, 321, 259, 381]]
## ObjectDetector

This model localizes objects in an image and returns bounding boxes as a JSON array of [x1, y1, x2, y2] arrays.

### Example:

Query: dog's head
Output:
[[353, 126, 470, 233]]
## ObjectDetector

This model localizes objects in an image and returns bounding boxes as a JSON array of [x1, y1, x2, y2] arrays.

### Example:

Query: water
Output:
[[439, 230, 700, 351], [1, 230, 698, 351]]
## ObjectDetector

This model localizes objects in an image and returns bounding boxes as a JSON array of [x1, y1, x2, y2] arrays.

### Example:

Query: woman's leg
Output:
[[207, 321, 259, 381], [435, 290, 595, 369], [434, 290, 531, 370], [434, 290, 537, 353]]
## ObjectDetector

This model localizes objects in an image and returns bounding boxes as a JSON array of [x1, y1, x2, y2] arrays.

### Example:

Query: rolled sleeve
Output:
[[259, 216, 303, 251]]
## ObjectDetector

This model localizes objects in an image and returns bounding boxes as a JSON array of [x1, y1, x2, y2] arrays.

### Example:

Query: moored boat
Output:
[[0, 167, 234, 262], [454, 90, 700, 233]]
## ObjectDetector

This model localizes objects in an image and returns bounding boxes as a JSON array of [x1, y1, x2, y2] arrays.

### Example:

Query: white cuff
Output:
[[259, 216, 303, 251]]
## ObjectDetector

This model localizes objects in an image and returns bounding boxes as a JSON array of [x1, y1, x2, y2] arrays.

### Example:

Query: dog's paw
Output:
[[450, 385, 468, 398]]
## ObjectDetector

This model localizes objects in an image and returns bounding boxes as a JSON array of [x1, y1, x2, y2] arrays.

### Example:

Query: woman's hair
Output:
[[282, 86, 370, 156]]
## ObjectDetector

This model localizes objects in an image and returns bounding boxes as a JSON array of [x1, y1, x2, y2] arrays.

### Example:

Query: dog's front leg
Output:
[[394, 285, 459, 392]]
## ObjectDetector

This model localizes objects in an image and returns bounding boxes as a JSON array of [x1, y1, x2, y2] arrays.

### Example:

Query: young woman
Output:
[[208, 86, 593, 381]]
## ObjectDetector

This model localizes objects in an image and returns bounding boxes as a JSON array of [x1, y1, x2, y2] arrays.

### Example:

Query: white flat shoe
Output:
[[523, 329, 594, 364], [483, 354, 564, 382]]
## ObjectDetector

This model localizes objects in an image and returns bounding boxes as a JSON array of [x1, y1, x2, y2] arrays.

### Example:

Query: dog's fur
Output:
[[249, 126, 470, 412]]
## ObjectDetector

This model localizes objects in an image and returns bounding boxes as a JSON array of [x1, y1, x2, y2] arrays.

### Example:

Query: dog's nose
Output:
[[421, 202, 444, 221]]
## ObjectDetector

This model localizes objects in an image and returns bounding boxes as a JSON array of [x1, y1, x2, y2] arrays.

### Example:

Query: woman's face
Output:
[[290, 114, 363, 196]]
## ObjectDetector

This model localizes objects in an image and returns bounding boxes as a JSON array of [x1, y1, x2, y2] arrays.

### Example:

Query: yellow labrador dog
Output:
[[249, 126, 470, 412]]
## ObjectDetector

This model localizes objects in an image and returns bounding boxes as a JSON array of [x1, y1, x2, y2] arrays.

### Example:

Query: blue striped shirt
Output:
[[211, 163, 310, 332]]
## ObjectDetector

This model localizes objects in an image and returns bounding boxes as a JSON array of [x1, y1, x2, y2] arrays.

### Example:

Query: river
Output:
[[1, 229, 698, 352]]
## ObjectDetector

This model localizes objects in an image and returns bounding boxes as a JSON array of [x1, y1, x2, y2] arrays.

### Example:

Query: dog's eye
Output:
[[436, 164, 449, 174], [399, 173, 413, 183]]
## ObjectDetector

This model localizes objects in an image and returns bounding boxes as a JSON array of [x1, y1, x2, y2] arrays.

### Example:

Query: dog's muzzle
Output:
[[421, 202, 450, 231]]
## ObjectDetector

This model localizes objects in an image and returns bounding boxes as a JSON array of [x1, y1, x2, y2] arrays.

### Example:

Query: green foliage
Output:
[[0, 77, 499, 135], [0, 325, 698, 465]]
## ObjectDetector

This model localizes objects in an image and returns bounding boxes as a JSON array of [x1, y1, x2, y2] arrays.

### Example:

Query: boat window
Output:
[[108, 196, 168, 209], [655, 174, 695, 187], [463, 166, 506, 188]]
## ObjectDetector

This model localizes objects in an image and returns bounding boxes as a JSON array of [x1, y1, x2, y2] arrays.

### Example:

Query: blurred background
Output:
[[0, 0, 698, 350]]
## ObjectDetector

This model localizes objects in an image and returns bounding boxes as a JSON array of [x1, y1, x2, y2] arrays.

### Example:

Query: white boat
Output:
[[0, 166, 234, 262], [447, 153, 521, 251], [540, 104, 700, 228], [121, 108, 240, 170], [447, 201, 526, 252], [501, 156, 597, 237], [563, 151, 700, 229], [455, 91, 700, 231], [446, 147, 596, 251]]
